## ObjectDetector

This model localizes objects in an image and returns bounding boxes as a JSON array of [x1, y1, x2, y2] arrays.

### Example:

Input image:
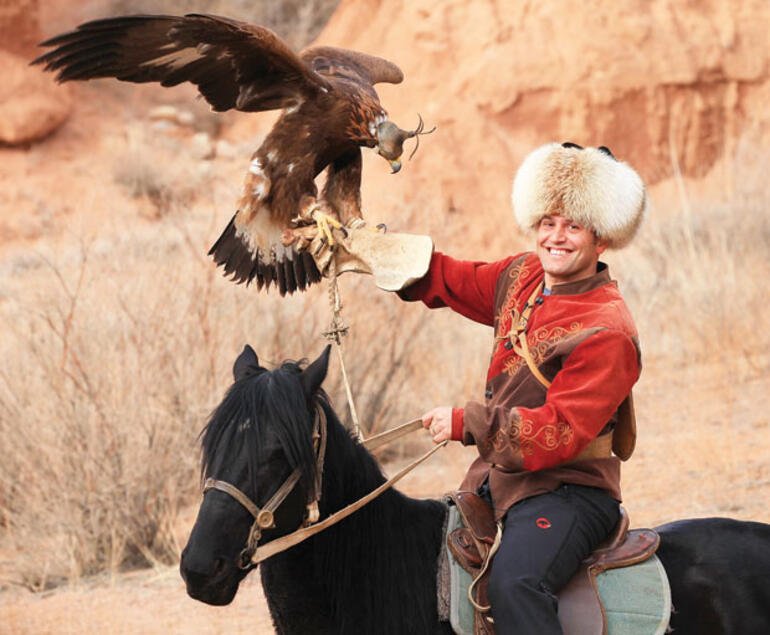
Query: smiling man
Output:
[[397, 142, 646, 634]]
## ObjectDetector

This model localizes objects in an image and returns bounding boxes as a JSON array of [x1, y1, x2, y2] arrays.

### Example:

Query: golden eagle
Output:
[[32, 13, 432, 295]]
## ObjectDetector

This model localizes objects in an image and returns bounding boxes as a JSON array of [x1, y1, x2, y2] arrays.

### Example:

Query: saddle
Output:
[[447, 491, 660, 635]]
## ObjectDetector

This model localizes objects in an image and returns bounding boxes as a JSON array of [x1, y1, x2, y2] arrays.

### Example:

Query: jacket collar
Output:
[[547, 261, 613, 296]]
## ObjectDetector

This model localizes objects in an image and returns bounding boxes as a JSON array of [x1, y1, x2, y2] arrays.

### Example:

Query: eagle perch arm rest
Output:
[[309, 226, 434, 292]]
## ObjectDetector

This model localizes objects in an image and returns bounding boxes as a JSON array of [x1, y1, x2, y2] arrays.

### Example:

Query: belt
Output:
[[570, 432, 613, 462]]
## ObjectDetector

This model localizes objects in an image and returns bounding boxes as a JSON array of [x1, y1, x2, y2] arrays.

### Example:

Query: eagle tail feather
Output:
[[260, 262, 275, 291], [292, 254, 307, 290], [283, 257, 297, 295], [274, 259, 287, 296], [208, 214, 320, 295], [246, 259, 263, 290], [230, 245, 257, 283], [302, 251, 322, 286]]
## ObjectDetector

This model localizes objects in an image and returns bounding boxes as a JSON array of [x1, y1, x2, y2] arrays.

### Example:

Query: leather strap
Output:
[[204, 470, 302, 532], [506, 281, 552, 388], [507, 281, 615, 462], [362, 418, 423, 452], [513, 330, 552, 388], [203, 478, 262, 519], [251, 439, 448, 564], [467, 523, 502, 612]]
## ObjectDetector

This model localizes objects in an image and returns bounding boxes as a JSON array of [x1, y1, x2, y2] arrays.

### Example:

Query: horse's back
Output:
[[656, 517, 770, 635]]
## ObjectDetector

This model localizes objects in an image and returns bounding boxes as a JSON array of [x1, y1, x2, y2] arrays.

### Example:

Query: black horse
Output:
[[180, 346, 770, 634]]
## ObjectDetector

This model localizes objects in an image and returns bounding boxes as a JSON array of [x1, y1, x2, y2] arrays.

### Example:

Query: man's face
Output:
[[536, 214, 607, 286]]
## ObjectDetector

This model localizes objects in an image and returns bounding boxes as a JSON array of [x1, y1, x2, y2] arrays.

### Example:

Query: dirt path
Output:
[[0, 567, 273, 635]]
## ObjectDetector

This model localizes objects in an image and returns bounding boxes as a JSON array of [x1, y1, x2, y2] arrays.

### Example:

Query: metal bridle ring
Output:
[[256, 509, 275, 529]]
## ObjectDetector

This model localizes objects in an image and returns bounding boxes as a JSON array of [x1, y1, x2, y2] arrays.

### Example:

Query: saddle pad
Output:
[[448, 505, 476, 635], [446, 506, 671, 635], [595, 553, 671, 635]]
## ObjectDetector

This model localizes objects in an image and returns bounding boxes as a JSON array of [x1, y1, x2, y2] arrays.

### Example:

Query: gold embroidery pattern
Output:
[[496, 259, 530, 339], [489, 416, 574, 457], [510, 418, 575, 456], [502, 321, 583, 377], [490, 427, 513, 453]]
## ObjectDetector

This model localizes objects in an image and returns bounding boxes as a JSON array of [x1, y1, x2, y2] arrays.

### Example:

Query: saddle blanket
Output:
[[444, 505, 671, 635]]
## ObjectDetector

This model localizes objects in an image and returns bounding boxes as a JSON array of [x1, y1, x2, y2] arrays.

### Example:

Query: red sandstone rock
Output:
[[315, 0, 770, 232], [0, 49, 72, 145]]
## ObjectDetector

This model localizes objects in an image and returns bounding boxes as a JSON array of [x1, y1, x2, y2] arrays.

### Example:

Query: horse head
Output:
[[180, 345, 331, 605]]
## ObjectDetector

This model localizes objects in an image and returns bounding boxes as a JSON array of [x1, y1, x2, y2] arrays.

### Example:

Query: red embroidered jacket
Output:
[[400, 251, 641, 518]]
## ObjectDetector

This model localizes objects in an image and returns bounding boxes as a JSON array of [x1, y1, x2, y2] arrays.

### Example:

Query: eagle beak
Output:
[[389, 159, 402, 174]]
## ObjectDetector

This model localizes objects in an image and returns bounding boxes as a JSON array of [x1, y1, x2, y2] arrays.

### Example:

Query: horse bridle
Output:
[[202, 403, 328, 569], [202, 405, 445, 568]]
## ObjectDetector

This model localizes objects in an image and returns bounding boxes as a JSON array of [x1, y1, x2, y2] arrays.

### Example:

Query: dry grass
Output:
[[1, 23, 769, 619], [0, 187, 472, 591], [2, 129, 769, 591], [2, 153, 767, 590], [609, 170, 770, 369]]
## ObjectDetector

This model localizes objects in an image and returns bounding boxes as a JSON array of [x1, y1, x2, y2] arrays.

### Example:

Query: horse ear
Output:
[[301, 345, 331, 397], [233, 344, 260, 381]]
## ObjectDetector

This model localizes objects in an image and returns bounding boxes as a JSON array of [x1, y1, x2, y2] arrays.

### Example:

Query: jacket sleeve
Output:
[[398, 252, 514, 326], [461, 329, 640, 471]]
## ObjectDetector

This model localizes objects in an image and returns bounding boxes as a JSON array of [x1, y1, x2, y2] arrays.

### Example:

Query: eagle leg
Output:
[[310, 207, 345, 246]]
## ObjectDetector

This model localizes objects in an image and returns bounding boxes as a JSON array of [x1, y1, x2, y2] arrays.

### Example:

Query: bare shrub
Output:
[[111, 124, 208, 218], [0, 211, 452, 588], [607, 142, 770, 372], [0, 242, 211, 588]]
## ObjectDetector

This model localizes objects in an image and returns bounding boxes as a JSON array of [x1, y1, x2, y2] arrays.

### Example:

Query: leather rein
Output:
[[202, 404, 446, 568]]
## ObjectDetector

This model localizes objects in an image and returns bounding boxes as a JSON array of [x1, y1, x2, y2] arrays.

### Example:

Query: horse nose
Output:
[[180, 546, 228, 583]]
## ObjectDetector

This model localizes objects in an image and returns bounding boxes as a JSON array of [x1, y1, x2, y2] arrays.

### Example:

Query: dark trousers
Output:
[[486, 484, 620, 635]]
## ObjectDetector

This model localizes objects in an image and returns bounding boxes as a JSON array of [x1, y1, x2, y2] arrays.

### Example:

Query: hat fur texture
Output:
[[511, 143, 646, 248]]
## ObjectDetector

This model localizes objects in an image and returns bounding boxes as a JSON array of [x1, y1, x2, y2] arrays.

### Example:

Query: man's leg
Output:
[[487, 485, 620, 635]]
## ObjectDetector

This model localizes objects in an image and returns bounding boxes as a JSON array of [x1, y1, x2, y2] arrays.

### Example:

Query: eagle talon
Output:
[[310, 208, 343, 246]]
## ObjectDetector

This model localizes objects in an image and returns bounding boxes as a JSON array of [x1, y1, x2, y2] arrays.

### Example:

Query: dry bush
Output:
[[607, 143, 770, 372], [111, 124, 208, 217], [0, 241, 213, 589], [0, 213, 461, 590]]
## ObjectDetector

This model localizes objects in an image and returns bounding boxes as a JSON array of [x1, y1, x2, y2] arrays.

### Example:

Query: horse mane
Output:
[[275, 397, 448, 634], [200, 359, 320, 500], [202, 358, 447, 633]]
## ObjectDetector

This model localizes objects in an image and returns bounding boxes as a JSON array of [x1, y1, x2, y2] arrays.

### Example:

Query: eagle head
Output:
[[376, 115, 435, 174]]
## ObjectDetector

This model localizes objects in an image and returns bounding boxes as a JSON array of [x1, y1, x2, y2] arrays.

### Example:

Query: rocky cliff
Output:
[[318, 0, 770, 239], [3, 0, 769, 246]]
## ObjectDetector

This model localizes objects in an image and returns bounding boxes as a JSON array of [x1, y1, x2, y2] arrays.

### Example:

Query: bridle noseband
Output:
[[202, 404, 328, 569], [202, 406, 444, 568]]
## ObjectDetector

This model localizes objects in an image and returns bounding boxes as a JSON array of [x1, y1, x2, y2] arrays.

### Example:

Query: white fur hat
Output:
[[511, 143, 646, 248]]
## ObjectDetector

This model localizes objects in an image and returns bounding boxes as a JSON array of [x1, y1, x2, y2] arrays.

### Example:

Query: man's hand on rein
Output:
[[421, 407, 453, 444]]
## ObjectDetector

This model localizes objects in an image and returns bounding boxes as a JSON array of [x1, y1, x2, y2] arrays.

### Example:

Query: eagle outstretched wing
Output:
[[33, 14, 429, 296], [33, 13, 331, 112]]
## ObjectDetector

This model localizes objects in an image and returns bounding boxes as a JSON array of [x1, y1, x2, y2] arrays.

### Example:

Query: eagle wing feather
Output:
[[32, 13, 332, 112], [300, 45, 403, 89]]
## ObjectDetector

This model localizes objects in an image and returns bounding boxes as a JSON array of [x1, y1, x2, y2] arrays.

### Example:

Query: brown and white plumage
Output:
[[33, 13, 424, 295]]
